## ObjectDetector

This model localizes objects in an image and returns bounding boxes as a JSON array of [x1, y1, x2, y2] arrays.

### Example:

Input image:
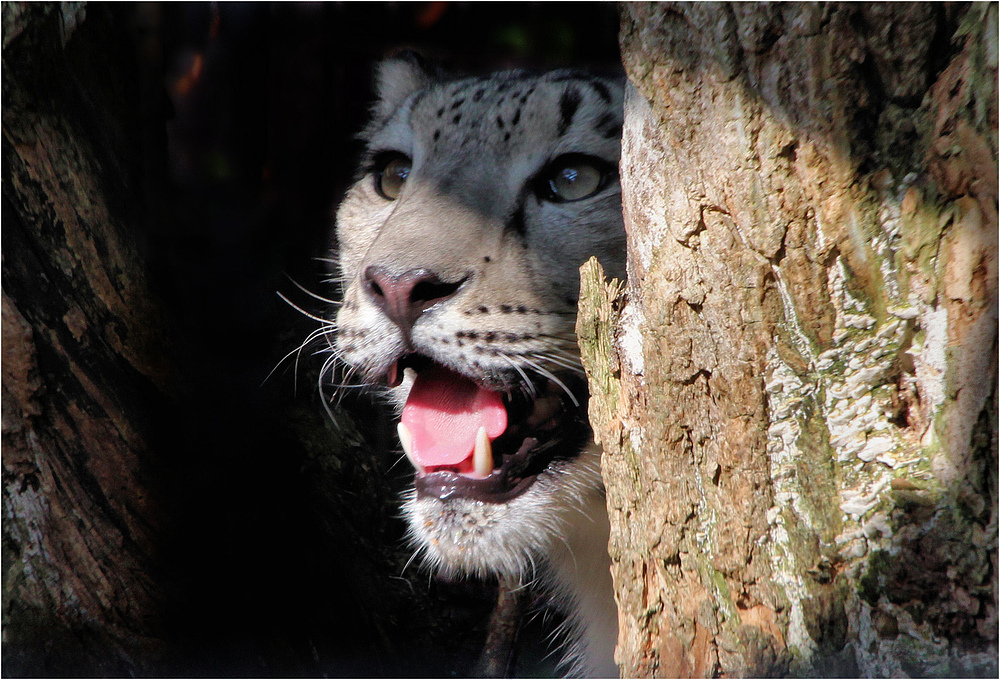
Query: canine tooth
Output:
[[397, 422, 424, 474], [473, 426, 493, 477]]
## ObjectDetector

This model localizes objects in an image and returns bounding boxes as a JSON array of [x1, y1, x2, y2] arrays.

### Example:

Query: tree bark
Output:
[[2, 4, 174, 674], [579, 3, 997, 676]]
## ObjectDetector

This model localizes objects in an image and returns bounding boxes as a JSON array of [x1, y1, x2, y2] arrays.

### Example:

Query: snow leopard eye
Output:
[[539, 154, 614, 203], [374, 154, 412, 200]]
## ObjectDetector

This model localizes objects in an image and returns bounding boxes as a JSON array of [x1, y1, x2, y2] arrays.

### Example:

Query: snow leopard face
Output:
[[331, 53, 625, 582]]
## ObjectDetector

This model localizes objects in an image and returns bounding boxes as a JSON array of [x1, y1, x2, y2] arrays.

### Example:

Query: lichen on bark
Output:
[[581, 3, 998, 677]]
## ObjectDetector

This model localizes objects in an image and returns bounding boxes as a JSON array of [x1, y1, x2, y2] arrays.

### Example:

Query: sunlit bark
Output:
[[580, 3, 997, 676]]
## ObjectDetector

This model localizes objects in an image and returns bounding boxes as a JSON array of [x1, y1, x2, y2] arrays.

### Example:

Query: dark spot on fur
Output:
[[504, 333, 519, 342], [473, 88, 485, 101], [483, 256, 491, 263], [433, 129, 441, 141], [520, 94, 529, 105], [500, 305, 513, 313], [411, 91, 428, 112], [516, 305, 527, 314], [504, 132, 511, 142], [496, 116, 505, 129], [497, 82, 511, 92], [550, 73, 611, 105], [437, 107, 444, 117], [603, 124, 622, 140], [558, 87, 582, 137], [452, 113, 462, 124], [478, 305, 489, 314], [511, 109, 521, 126], [451, 98, 465, 109], [457, 340, 465, 347], [485, 332, 497, 342], [506, 201, 526, 235], [466, 331, 479, 340], [595, 112, 616, 135], [589, 79, 611, 103]]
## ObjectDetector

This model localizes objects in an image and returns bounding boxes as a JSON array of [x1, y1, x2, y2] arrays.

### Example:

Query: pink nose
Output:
[[364, 266, 465, 334]]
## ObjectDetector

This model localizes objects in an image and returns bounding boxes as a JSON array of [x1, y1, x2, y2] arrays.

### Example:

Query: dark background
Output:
[[121, 2, 622, 676]]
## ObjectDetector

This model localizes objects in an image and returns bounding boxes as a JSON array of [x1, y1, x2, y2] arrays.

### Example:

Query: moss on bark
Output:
[[587, 3, 997, 676]]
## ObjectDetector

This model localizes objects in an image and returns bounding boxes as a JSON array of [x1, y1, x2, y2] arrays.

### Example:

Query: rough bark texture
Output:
[[579, 3, 997, 677], [2, 3, 174, 674]]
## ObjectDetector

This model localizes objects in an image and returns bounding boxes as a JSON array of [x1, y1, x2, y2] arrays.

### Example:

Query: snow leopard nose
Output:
[[364, 266, 466, 332]]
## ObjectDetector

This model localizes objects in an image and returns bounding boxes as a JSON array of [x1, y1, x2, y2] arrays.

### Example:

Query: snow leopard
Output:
[[330, 53, 624, 677]]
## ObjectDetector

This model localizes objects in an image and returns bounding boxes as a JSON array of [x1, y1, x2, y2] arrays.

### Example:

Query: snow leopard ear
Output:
[[372, 51, 444, 120]]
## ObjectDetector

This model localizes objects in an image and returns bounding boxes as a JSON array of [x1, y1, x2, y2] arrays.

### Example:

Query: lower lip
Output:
[[414, 436, 541, 504]]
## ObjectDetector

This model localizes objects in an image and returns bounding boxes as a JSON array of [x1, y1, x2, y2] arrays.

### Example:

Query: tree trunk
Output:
[[2, 4, 174, 674], [579, 3, 997, 676], [0, 5, 519, 676]]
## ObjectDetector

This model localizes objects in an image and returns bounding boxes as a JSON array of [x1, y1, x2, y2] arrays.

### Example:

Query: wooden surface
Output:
[[579, 3, 998, 676]]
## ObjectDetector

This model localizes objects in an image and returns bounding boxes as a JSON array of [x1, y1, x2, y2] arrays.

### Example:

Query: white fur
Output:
[[332, 61, 624, 676], [403, 442, 617, 676], [543, 470, 619, 678]]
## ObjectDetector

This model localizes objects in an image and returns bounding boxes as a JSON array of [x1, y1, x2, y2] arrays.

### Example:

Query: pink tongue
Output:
[[401, 365, 507, 468]]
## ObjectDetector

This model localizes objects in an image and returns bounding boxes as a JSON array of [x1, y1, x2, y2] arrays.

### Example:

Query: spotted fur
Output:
[[330, 54, 625, 677]]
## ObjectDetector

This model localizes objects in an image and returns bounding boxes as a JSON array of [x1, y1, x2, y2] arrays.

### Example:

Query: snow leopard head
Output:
[[332, 53, 624, 581]]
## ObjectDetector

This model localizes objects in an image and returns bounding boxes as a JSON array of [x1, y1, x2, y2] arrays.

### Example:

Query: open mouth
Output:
[[392, 354, 590, 504]]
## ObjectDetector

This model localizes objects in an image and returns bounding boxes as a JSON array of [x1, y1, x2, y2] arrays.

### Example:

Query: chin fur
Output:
[[403, 442, 618, 677], [402, 444, 602, 581]]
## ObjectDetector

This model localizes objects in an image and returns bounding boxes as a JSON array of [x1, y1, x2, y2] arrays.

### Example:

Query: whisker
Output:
[[316, 350, 374, 422], [264, 336, 316, 388], [295, 327, 342, 389], [318, 353, 340, 424], [530, 352, 586, 376], [277, 291, 338, 325], [285, 273, 341, 305], [497, 353, 537, 400], [263, 322, 337, 389], [518, 356, 580, 407], [400, 547, 422, 577], [323, 381, 371, 391], [554, 531, 578, 571], [537, 343, 583, 361], [386, 450, 412, 474], [334, 361, 369, 406], [525, 551, 539, 586]]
